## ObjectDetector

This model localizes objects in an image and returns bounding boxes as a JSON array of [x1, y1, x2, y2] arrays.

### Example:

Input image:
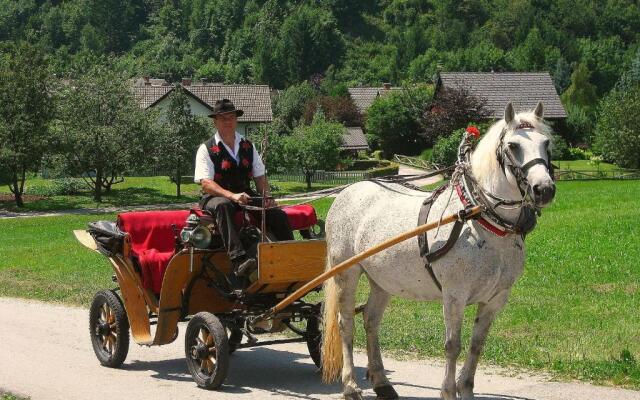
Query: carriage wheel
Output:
[[89, 290, 130, 368], [185, 312, 230, 389], [306, 312, 323, 368]]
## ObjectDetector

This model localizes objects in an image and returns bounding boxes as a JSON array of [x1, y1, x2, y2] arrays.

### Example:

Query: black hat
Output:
[[208, 99, 244, 118]]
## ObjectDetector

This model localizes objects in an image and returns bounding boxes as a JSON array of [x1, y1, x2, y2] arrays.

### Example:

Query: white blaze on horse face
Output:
[[509, 128, 555, 206]]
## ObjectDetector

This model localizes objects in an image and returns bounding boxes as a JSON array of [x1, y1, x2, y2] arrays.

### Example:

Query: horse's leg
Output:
[[456, 290, 510, 400], [336, 267, 363, 400], [441, 294, 465, 400], [363, 277, 396, 399]]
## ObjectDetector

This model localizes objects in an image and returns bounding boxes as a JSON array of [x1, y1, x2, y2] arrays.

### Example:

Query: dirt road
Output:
[[1, 298, 638, 400]]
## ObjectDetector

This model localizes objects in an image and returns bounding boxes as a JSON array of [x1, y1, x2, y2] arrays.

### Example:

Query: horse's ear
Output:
[[504, 102, 515, 124], [534, 101, 544, 118]]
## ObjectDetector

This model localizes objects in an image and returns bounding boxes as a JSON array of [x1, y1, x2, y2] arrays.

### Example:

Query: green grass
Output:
[[0, 176, 339, 212], [1, 392, 28, 400], [1, 182, 639, 388]]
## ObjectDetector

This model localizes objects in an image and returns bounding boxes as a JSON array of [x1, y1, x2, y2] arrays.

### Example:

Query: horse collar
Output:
[[455, 182, 509, 237]]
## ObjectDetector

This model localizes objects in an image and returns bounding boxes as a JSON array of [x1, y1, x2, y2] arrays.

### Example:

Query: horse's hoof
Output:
[[344, 391, 364, 400], [374, 384, 399, 399]]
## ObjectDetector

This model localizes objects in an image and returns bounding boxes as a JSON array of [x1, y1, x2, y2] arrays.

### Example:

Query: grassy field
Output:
[[1, 181, 639, 388], [0, 176, 337, 212]]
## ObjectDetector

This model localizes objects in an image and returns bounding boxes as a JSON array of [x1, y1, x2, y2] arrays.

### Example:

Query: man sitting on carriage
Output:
[[194, 99, 293, 283]]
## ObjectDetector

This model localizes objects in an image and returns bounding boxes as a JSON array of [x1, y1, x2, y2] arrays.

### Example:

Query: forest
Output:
[[1, 0, 638, 96]]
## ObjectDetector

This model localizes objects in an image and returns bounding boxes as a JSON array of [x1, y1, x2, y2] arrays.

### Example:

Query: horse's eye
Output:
[[507, 142, 519, 150]]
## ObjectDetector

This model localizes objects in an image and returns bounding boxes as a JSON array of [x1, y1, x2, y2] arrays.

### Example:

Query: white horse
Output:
[[321, 102, 556, 400]]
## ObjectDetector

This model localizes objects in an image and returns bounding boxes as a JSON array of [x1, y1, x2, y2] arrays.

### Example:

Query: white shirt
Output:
[[194, 132, 266, 183]]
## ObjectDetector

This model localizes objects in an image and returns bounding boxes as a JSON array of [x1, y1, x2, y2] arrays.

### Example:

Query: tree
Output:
[[420, 86, 489, 144], [552, 56, 571, 94], [366, 86, 433, 157], [302, 96, 362, 127], [278, 5, 345, 85], [593, 82, 640, 169], [561, 63, 598, 109], [57, 65, 154, 202], [272, 81, 317, 128], [282, 113, 343, 189], [0, 42, 54, 207], [156, 85, 211, 197]]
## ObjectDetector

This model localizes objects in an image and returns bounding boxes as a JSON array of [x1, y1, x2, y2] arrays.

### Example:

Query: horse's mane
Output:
[[470, 111, 552, 190]]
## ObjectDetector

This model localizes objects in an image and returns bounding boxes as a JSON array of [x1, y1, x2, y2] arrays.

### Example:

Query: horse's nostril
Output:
[[533, 184, 542, 195]]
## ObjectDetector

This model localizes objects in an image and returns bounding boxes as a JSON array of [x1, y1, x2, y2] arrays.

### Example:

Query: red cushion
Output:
[[117, 210, 190, 293], [282, 204, 318, 231]]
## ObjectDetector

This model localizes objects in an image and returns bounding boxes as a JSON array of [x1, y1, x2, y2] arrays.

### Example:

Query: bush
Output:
[[371, 150, 384, 160], [430, 129, 464, 167], [419, 148, 433, 161], [367, 162, 399, 178], [564, 103, 595, 145], [550, 135, 569, 159], [25, 178, 86, 196], [348, 159, 386, 170], [566, 147, 593, 160]]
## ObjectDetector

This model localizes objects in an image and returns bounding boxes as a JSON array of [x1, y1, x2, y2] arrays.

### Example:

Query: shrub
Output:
[[550, 135, 569, 159], [348, 160, 385, 170], [371, 150, 384, 160], [430, 129, 464, 167], [419, 148, 433, 161], [25, 178, 86, 196], [367, 162, 399, 178]]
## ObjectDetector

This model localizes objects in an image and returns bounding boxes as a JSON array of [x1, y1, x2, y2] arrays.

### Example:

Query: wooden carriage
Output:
[[74, 204, 326, 389]]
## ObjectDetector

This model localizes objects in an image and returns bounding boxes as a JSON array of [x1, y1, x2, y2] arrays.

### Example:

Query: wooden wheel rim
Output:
[[192, 326, 218, 376], [96, 302, 117, 356]]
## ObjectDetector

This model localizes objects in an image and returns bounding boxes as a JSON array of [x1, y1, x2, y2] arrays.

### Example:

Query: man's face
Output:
[[214, 112, 237, 135]]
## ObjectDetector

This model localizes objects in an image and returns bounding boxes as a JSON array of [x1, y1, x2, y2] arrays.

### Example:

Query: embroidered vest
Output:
[[205, 136, 254, 194]]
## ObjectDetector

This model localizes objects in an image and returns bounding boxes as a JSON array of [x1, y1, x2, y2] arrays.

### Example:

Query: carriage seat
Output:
[[117, 205, 319, 295], [117, 210, 190, 294]]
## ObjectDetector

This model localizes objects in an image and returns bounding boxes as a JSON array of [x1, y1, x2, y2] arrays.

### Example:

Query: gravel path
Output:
[[1, 297, 638, 400]]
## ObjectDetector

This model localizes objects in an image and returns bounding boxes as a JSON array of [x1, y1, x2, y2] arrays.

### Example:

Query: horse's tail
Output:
[[321, 273, 343, 383]]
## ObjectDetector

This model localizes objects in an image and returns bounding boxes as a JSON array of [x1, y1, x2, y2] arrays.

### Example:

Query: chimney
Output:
[[143, 76, 150, 86], [181, 77, 192, 86], [383, 83, 392, 90]]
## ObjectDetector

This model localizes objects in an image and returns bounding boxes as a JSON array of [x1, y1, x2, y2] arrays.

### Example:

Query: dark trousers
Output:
[[200, 196, 294, 261]]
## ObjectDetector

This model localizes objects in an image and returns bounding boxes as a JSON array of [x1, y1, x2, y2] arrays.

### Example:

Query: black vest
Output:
[[205, 136, 254, 194]]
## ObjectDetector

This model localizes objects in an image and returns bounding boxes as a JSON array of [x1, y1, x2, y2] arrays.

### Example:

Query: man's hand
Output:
[[264, 197, 277, 208], [230, 192, 250, 205]]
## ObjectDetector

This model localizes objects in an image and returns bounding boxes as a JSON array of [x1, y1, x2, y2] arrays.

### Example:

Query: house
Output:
[[347, 83, 402, 114], [340, 127, 369, 154], [132, 78, 273, 136], [435, 72, 567, 120]]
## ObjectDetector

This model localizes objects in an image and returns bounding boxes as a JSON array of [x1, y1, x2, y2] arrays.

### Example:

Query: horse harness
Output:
[[417, 122, 556, 291]]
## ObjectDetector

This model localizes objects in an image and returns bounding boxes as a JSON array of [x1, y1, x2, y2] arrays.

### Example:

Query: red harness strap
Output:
[[455, 184, 508, 237]]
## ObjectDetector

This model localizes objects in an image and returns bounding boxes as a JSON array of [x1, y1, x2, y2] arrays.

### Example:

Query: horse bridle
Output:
[[495, 122, 555, 203]]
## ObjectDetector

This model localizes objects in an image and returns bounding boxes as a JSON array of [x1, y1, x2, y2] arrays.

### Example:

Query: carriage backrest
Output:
[[117, 210, 190, 255]]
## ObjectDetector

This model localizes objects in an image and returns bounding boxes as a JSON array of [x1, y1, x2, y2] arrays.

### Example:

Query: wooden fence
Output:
[[555, 169, 640, 181], [393, 154, 438, 170], [270, 170, 370, 185]]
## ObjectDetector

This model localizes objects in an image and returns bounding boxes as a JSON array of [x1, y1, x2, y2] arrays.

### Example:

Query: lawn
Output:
[[1, 181, 639, 388], [0, 175, 337, 212]]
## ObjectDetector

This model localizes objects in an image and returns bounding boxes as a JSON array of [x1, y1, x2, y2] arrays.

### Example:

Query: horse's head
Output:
[[471, 102, 556, 208]]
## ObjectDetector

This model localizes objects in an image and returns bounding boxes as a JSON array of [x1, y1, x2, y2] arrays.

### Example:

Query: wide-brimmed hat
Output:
[[208, 99, 244, 118]]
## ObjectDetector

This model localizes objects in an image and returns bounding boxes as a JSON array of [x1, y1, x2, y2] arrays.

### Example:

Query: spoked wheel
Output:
[[306, 313, 322, 369], [185, 312, 230, 389], [89, 290, 130, 368]]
